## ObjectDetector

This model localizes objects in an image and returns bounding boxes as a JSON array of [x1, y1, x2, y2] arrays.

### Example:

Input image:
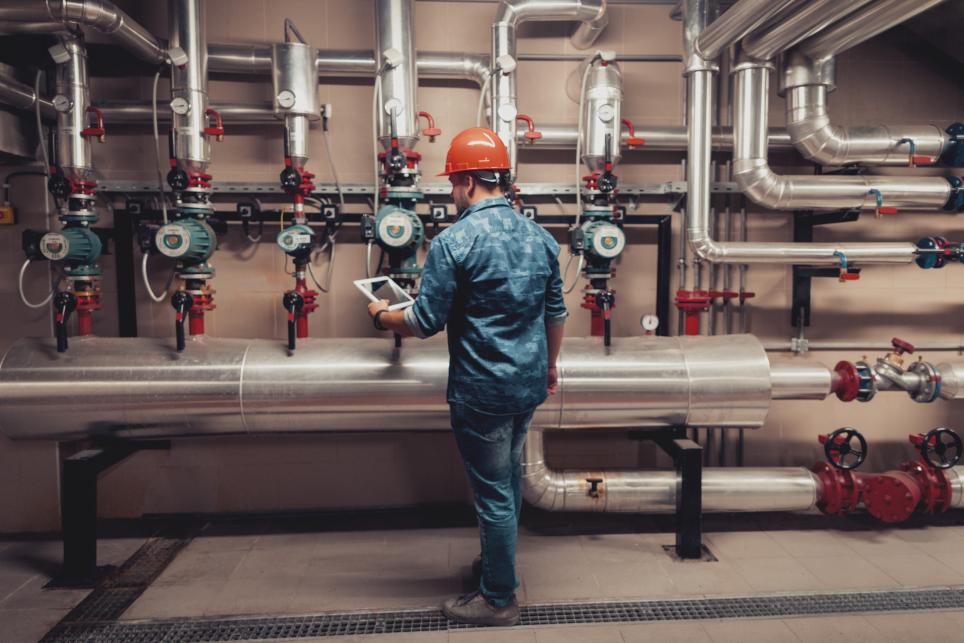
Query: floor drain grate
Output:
[[39, 585, 964, 642]]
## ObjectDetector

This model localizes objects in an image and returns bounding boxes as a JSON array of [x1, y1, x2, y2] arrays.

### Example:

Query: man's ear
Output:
[[464, 174, 475, 197]]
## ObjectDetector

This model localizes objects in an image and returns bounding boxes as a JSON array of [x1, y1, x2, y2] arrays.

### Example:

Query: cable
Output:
[[365, 240, 374, 279], [141, 253, 174, 303], [476, 71, 492, 127], [152, 69, 169, 224], [372, 71, 383, 214], [561, 253, 584, 294], [574, 55, 596, 229], [321, 128, 345, 209], [307, 237, 336, 294], [3, 171, 46, 202], [34, 70, 51, 228], [18, 259, 56, 308]]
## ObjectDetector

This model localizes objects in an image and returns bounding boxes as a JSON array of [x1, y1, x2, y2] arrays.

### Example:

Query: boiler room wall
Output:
[[0, 0, 962, 531]]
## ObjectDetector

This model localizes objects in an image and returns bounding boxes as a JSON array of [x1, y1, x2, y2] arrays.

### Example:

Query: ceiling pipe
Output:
[[522, 123, 793, 151], [0, 65, 55, 118], [169, 0, 209, 174], [490, 0, 608, 178], [522, 428, 822, 513], [741, 0, 873, 62], [0, 0, 167, 64], [54, 32, 94, 182], [0, 19, 67, 33], [798, 0, 949, 65], [98, 101, 275, 123], [694, 0, 799, 61]]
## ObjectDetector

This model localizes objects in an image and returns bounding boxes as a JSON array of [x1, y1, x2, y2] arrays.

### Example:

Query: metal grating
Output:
[[40, 585, 964, 642]]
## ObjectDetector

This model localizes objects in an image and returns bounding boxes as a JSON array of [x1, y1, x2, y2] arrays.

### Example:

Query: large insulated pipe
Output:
[[0, 65, 55, 118], [782, 52, 949, 167], [375, 0, 418, 152], [272, 41, 319, 168], [580, 57, 622, 172], [53, 33, 92, 182], [798, 0, 948, 64], [1, 334, 805, 441], [169, 0, 209, 173], [741, 0, 873, 62], [730, 59, 953, 215], [522, 428, 821, 513], [207, 45, 490, 87], [491, 0, 607, 177], [694, 0, 800, 61], [0, 0, 166, 64]]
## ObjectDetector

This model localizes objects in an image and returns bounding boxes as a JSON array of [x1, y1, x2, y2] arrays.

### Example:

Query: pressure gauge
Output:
[[384, 98, 403, 116], [276, 90, 297, 110], [597, 103, 615, 123], [641, 314, 659, 332], [170, 97, 191, 115], [497, 103, 517, 123], [52, 95, 72, 113]]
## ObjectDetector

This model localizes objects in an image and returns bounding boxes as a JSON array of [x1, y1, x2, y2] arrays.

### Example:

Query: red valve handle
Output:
[[877, 206, 899, 216], [516, 114, 542, 142], [204, 108, 224, 142], [891, 337, 915, 354], [839, 270, 860, 282], [417, 111, 441, 140], [621, 118, 645, 149], [81, 106, 106, 143], [911, 154, 936, 167]]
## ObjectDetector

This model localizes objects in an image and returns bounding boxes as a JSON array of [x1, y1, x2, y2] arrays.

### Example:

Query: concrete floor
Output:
[[4, 516, 964, 642]]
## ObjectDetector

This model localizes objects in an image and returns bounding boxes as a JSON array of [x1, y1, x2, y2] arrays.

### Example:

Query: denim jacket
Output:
[[404, 196, 568, 414]]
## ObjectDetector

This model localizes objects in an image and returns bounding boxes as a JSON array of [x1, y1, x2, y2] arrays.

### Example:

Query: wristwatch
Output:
[[373, 309, 388, 331]]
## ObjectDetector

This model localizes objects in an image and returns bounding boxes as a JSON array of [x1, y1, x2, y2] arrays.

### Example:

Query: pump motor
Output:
[[39, 227, 102, 270], [375, 205, 423, 253], [155, 219, 217, 263]]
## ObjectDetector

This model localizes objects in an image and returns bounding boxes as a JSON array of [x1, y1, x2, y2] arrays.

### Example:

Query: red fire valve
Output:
[[891, 337, 915, 355], [516, 114, 542, 142], [204, 108, 225, 142], [81, 106, 106, 143], [620, 118, 645, 149], [862, 472, 921, 523], [832, 361, 861, 402], [811, 462, 862, 515], [417, 111, 441, 140]]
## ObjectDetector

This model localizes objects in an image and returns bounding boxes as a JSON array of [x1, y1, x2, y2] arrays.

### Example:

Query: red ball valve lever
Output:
[[81, 106, 106, 143], [833, 251, 860, 282], [204, 107, 224, 142], [869, 189, 897, 218], [516, 114, 542, 143], [417, 111, 441, 141], [620, 118, 645, 149], [896, 137, 937, 168]]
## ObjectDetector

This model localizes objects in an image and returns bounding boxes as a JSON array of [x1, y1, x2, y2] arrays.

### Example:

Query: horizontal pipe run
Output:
[[764, 340, 964, 353], [695, 0, 799, 61], [741, 0, 873, 62], [0, 68, 55, 118], [768, 361, 831, 400], [522, 429, 821, 513], [522, 124, 793, 151]]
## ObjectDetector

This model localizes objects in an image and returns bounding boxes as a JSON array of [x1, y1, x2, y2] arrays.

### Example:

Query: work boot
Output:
[[441, 591, 520, 627], [471, 555, 482, 581]]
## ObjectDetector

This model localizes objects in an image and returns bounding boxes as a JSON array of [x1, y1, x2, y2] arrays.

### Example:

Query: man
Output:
[[367, 127, 567, 627]]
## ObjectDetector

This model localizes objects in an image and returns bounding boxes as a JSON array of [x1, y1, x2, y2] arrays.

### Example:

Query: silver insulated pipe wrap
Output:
[[580, 58, 622, 173], [0, 335, 778, 441], [54, 34, 92, 182], [375, 0, 418, 152], [272, 42, 319, 167], [169, 0, 209, 173]]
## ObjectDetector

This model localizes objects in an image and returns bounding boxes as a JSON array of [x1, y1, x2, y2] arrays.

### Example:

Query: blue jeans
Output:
[[450, 402, 535, 608]]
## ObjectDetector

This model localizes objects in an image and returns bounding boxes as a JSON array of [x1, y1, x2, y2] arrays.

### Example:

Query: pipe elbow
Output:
[[570, 0, 608, 50], [687, 232, 724, 264], [732, 159, 787, 210]]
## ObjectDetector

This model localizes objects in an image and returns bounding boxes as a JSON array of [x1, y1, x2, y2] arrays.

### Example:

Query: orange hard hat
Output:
[[437, 127, 511, 176]]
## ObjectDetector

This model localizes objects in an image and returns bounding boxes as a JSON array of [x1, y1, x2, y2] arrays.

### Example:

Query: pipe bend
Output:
[[521, 429, 566, 511]]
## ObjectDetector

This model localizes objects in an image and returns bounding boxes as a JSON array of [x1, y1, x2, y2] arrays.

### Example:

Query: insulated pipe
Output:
[[169, 0, 209, 173], [1, 334, 795, 441], [0, 66, 55, 118], [518, 123, 794, 151], [798, 0, 948, 64], [491, 0, 607, 176], [730, 60, 952, 215], [54, 33, 92, 182], [0, 20, 67, 34], [783, 55, 948, 167], [741, 0, 873, 62], [521, 429, 821, 513], [207, 45, 491, 87], [375, 0, 419, 152], [0, 0, 166, 64], [98, 101, 275, 123], [580, 58, 622, 172], [694, 0, 799, 62], [768, 360, 832, 400]]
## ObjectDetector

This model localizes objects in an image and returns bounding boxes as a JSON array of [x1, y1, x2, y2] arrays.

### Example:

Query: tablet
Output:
[[353, 276, 415, 311]]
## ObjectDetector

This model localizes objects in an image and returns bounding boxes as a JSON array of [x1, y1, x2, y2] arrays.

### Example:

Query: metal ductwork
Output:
[[524, 123, 793, 151], [0, 334, 827, 442], [0, 64, 54, 118], [580, 57, 623, 172], [0, 0, 167, 64], [375, 0, 418, 152], [169, 0, 209, 173], [694, 0, 799, 62], [490, 0, 608, 177], [522, 428, 822, 513], [740, 0, 873, 62], [781, 51, 950, 167], [52, 32, 93, 182]]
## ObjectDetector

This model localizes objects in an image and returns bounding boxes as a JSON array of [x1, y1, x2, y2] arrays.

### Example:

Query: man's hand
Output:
[[368, 299, 389, 318], [547, 365, 559, 395]]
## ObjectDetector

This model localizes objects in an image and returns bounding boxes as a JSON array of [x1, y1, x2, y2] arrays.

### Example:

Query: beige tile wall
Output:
[[2, 1, 963, 531]]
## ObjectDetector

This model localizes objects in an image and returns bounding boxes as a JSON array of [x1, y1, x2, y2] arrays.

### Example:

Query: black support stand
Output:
[[629, 428, 704, 559], [50, 440, 170, 588], [790, 209, 861, 328]]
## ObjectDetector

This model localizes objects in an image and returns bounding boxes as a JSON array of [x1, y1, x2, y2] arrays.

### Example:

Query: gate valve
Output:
[[915, 236, 949, 269], [53, 291, 77, 353], [515, 114, 542, 143], [820, 427, 867, 470], [833, 250, 860, 282], [896, 137, 936, 168], [171, 290, 193, 352], [586, 477, 603, 499], [417, 111, 441, 140], [911, 427, 962, 470], [203, 108, 224, 142], [832, 360, 875, 402], [620, 118, 645, 149], [869, 189, 897, 217], [46, 164, 71, 200], [884, 337, 914, 370], [81, 106, 106, 143], [384, 110, 407, 174], [283, 291, 305, 352], [595, 290, 615, 347]]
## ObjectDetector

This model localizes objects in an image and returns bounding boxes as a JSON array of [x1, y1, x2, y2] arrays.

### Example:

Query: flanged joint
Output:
[[862, 473, 921, 524], [833, 360, 874, 402]]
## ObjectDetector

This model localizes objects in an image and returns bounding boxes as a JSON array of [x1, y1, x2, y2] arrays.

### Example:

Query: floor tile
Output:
[[764, 529, 859, 558], [659, 558, 753, 596], [863, 553, 964, 587], [449, 630, 536, 642], [795, 555, 900, 590], [0, 608, 66, 643], [619, 621, 712, 642], [782, 614, 883, 643], [704, 531, 789, 559], [730, 556, 824, 593], [123, 580, 225, 620], [532, 625, 624, 643], [864, 611, 962, 640], [702, 618, 801, 642]]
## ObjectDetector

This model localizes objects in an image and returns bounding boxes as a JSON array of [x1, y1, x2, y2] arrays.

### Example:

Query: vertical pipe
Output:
[[656, 215, 672, 337], [375, 0, 418, 152], [169, 0, 209, 173], [54, 34, 91, 182]]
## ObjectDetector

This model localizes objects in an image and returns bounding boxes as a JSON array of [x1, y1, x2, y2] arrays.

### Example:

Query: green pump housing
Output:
[[39, 226, 103, 277], [374, 203, 424, 276]]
